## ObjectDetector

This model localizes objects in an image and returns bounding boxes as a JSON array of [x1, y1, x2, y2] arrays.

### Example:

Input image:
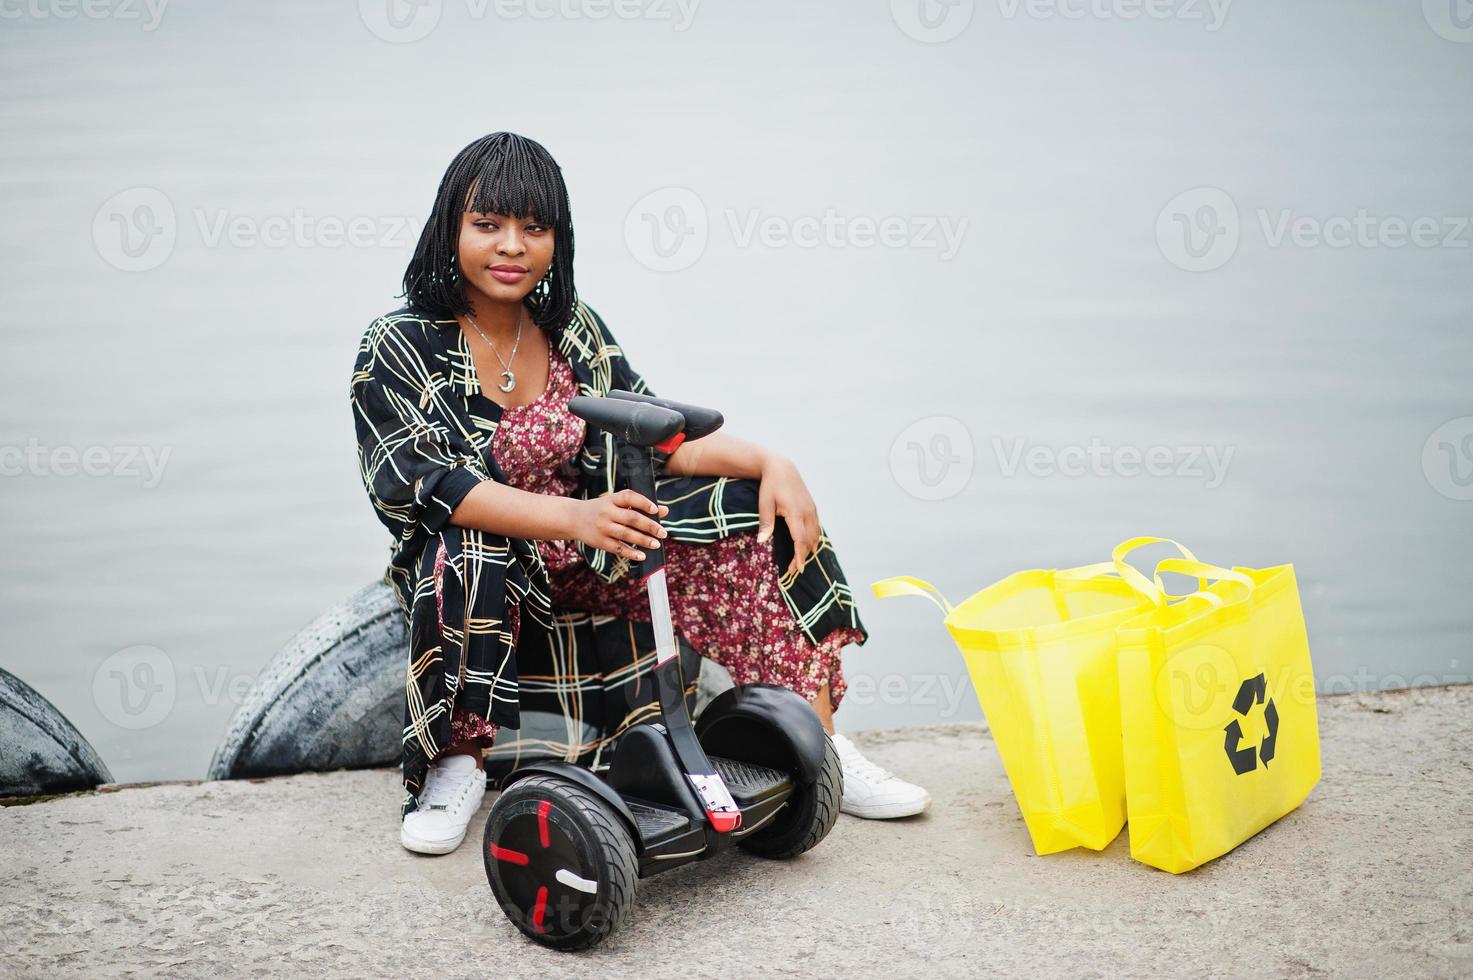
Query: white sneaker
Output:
[[400, 754, 487, 854], [832, 733, 932, 819]]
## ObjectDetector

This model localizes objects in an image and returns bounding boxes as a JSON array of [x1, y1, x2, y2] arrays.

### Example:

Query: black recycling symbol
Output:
[[1223, 673, 1279, 776]]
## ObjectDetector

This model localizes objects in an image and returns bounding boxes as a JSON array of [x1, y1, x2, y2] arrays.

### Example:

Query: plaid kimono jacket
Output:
[[351, 299, 869, 815]]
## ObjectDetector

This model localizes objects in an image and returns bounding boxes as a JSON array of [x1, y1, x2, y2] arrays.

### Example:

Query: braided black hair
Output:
[[402, 132, 577, 334]]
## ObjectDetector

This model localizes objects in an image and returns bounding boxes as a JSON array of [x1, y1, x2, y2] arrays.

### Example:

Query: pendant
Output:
[[498, 370, 516, 393]]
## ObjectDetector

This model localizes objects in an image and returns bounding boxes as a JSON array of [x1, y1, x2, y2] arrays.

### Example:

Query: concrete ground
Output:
[[3, 685, 1470, 979]]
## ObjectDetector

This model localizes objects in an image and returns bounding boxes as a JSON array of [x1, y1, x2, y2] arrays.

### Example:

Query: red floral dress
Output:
[[438, 343, 863, 748]]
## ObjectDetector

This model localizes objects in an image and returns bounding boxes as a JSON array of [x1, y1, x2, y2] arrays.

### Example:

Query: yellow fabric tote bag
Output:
[[871, 557, 1159, 855], [1110, 539, 1321, 873]]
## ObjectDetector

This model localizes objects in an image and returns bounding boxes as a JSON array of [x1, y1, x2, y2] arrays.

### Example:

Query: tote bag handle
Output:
[[1151, 557, 1255, 608], [871, 576, 954, 616]]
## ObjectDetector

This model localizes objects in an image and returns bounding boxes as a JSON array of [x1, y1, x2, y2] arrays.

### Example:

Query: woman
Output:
[[351, 132, 930, 856]]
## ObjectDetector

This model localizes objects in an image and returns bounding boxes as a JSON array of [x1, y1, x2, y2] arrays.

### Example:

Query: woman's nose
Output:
[[497, 229, 525, 256]]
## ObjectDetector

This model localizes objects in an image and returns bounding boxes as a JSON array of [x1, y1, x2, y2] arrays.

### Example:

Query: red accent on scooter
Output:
[[532, 886, 549, 933], [654, 431, 686, 454], [707, 810, 742, 833], [537, 800, 552, 848], [490, 844, 530, 866]]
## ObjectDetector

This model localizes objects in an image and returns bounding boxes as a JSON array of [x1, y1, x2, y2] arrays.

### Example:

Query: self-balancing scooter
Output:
[[482, 390, 843, 950]]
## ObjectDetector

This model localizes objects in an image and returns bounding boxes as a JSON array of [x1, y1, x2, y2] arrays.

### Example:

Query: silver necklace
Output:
[[464, 307, 524, 393]]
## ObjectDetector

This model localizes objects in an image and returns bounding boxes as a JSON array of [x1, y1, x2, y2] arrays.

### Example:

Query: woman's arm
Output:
[[448, 480, 581, 540], [449, 481, 670, 563], [578, 305, 811, 569], [584, 305, 776, 483], [665, 432, 821, 576], [662, 430, 779, 482]]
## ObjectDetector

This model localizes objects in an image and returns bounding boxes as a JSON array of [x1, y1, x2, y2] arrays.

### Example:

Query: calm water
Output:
[[2, 1, 1469, 782]]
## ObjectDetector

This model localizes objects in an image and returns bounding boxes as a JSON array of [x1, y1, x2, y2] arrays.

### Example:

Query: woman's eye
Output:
[[470, 219, 547, 233]]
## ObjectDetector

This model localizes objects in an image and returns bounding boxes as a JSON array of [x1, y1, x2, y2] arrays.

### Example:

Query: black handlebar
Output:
[[568, 391, 725, 580], [567, 395, 685, 448], [568, 392, 725, 447], [605, 391, 724, 441]]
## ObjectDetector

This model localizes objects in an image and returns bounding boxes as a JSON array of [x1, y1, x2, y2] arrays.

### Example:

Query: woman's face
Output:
[[456, 209, 555, 307]]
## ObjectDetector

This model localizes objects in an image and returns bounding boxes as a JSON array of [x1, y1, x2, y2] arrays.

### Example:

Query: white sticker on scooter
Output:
[[556, 869, 599, 894], [645, 568, 682, 665]]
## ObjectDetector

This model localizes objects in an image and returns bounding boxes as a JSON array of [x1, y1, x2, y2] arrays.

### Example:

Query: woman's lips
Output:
[[488, 266, 528, 284]]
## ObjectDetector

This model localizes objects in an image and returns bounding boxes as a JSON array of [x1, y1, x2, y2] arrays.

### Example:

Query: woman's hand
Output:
[[569, 489, 669, 562], [756, 453, 820, 577]]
